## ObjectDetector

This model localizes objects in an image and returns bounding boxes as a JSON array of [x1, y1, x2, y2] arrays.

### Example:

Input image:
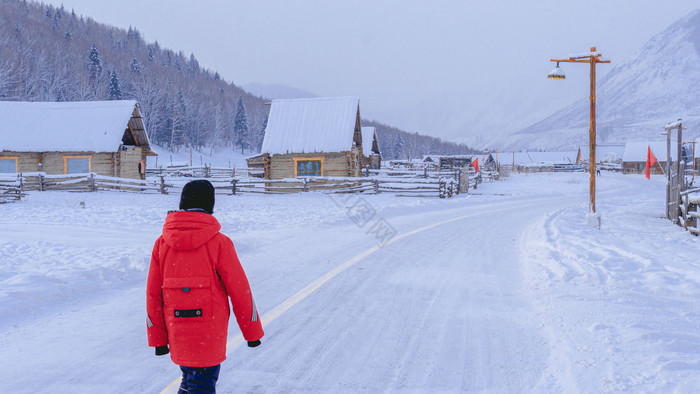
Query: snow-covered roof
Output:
[[361, 126, 378, 156], [623, 141, 678, 162], [0, 100, 145, 152], [260, 97, 360, 155]]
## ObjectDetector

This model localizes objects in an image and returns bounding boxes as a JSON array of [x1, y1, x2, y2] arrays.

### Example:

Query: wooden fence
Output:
[[9, 172, 169, 194], [155, 165, 484, 198], [218, 176, 459, 198], [3, 163, 488, 199], [0, 176, 23, 203], [147, 165, 250, 178], [679, 187, 700, 236]]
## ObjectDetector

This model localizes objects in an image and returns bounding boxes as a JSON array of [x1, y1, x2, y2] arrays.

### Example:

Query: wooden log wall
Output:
[[1, 148, 145, 179], [269, 152, 355, 179], [117, 146, 145, 179]]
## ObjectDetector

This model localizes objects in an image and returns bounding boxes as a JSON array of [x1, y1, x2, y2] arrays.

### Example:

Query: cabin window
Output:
[[0, 157, 18, 173], [297, 160, 321, 176], [64, 156, 92, 174], [292, 157, 325, 177]]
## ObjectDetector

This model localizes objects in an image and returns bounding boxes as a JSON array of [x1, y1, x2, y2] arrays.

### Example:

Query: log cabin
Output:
[[0, 100, 155, 179], [361, 126, 382, 170], [247, 97, 363, 179], [622, 141, 677, 175]]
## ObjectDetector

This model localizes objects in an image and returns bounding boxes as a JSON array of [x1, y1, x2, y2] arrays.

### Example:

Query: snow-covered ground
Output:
[[1, 172, 699, 393]]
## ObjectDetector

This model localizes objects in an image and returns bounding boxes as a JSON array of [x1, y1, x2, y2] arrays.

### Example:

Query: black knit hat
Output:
[[179, 180, 215, 214]]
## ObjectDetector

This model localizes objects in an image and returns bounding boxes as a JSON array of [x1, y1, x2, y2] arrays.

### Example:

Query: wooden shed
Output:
[[439, 156, 471, 171], [622, 141, 677, 175], [247, 97, 363, 179], [0, 100, 155, 179], [361, 126, 382, 170]]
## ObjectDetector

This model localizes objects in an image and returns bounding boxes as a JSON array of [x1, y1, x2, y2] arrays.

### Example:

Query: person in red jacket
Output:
[[147, 180, 263, 393]]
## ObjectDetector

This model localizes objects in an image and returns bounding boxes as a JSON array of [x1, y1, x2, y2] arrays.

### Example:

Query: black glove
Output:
[[247, 340, 261, 348], [155, 345, 169, 356]]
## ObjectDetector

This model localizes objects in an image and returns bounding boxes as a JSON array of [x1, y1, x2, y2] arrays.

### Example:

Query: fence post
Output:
[[455, 169, 461, 195], [159, 175, 168, 195], [373, 179, 380, 194], [89, 173, 97, 192], [17, 173, 23, 191], [39, 173, 45, 192], [231, 179, 238, 195], [303, 178, 309, 192]]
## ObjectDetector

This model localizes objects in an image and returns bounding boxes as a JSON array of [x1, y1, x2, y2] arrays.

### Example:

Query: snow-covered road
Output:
[[2, 172, 699, 393], [222, 198, 560, 393]]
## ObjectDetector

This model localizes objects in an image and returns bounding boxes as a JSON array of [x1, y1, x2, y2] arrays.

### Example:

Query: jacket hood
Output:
[[162, 211, 222, 251]]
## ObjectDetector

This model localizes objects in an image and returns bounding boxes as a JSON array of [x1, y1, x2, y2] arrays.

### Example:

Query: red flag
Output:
[[472, 157, 479, 174], [645, 146, 657, 179]]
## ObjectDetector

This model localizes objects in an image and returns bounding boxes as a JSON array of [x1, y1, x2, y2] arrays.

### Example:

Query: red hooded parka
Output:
[[147, 211, 264, 367]]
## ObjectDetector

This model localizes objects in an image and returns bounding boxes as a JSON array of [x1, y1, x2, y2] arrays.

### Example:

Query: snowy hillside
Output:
[[242, 83, 318, 100], [499, 8, 700, 151]]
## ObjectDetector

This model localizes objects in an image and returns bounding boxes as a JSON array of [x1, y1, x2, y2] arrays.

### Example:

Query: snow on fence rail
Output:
[[0, 175, 23, 203], [151, 165, 485, 198], [146, 165, 249, 178], [12, 173, 169, 194], [5, 164, 487, 199], [156, 176, 459, 198], [679, 187, 700, 236], [226, 176, 459, 198]]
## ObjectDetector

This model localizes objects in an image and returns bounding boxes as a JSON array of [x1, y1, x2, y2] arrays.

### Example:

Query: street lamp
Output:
[[549, 46, 610, 227], [547, 62, 566, 80]]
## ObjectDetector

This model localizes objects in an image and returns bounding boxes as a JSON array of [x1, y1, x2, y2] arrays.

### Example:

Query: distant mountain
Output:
[[242, 83, 318, 100], [500, 8, 700, 151]]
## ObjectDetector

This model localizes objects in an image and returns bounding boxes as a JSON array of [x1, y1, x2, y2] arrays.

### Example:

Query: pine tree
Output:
[[129, 58, 141, 76], [108, 70, 122, 100], [51, 12, 60, 30], [88, 44, 102, 79], [234, 96, 250, 154], [393, 133, 405, 159], [87, 44, 102, 97]]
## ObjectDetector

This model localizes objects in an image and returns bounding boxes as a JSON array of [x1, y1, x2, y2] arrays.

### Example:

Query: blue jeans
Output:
[[178, 364, 221, 393]]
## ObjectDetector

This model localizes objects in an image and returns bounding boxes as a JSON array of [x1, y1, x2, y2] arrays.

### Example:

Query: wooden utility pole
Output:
[[549, 47, 610, 216]]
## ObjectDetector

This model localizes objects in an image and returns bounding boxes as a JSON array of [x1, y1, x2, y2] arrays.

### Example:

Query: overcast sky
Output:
[[43, 0, 700, 145]]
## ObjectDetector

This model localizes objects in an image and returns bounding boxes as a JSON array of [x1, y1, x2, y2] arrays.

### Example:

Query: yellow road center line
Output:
[[161, 206, 506, 393]]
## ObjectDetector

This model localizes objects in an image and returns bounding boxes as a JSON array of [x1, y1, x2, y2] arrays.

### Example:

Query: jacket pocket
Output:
[[163, 277, 212, 322]]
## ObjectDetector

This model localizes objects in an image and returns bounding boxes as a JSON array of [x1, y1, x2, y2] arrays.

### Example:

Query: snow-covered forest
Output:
[[0, 1, 476, 159]]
